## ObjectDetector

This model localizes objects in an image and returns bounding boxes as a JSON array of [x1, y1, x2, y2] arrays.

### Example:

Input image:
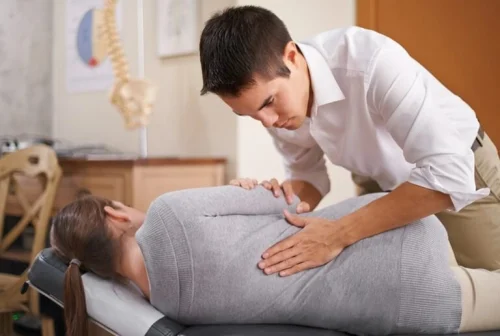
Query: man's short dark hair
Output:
[[199, 6, 292, 97]]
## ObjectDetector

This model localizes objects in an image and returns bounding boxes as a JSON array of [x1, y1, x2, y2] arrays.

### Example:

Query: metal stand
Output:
[[137, 0, 148, 157]]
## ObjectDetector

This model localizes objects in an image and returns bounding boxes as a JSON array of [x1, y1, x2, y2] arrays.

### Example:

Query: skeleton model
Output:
[[100, 0, 157, 129]]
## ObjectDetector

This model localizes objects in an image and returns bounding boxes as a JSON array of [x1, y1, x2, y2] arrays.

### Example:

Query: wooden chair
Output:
[[0, 145, 62, 336]]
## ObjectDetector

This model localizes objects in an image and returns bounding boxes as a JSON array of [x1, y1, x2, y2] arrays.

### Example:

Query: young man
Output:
[[198, 6, 500, 276]]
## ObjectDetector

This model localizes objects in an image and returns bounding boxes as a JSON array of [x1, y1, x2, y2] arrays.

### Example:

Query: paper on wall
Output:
[[65, 0, 122, 93]]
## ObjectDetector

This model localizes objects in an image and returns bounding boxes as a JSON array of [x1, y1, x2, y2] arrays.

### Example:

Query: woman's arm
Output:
[[153, 185, 301, 217]]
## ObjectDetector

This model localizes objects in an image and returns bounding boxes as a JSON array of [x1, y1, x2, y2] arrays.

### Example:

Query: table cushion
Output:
[[27, 248, 500, 336]]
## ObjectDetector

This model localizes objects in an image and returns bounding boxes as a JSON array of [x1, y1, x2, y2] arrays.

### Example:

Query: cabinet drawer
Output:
[[60, 173, 126, 204], [132, 164, 225, 211]]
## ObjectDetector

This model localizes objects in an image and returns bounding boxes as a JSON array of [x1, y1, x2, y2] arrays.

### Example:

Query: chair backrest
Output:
[[0, 144, 62, 261]]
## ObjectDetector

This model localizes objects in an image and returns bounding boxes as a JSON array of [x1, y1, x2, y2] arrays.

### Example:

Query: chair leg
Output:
[[41, 317, 55, 336], [0, 312, 13, 336]]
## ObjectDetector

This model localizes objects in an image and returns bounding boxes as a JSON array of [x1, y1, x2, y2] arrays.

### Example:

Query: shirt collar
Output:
[[295, 42, 345, 107]]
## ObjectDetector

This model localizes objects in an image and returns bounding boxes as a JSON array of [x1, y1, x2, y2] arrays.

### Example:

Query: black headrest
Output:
[[27, 248, 80, 304]]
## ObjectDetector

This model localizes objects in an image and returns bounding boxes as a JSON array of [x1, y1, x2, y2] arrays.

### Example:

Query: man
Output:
[[198, 5, 500, 276]]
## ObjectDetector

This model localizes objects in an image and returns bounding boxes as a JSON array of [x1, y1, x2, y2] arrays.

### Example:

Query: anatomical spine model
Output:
[[100, 0, 157, 129]]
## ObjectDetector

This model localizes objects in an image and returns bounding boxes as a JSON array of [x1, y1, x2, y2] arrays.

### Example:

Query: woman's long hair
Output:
[[50, 195, 121, 336]]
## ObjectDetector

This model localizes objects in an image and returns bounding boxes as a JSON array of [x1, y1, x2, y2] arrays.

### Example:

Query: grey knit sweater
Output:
[[135, 186, 462, 335]]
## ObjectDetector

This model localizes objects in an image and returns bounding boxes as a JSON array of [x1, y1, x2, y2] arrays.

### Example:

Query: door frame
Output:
[[356, 0, 377, 29]]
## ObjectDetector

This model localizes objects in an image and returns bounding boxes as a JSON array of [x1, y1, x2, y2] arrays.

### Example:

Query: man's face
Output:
[[220, 45, 311, 130]]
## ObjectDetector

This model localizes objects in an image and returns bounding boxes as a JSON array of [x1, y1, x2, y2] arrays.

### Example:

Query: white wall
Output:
[[1, 0, 53, 137], [235, 0, 357, 207]]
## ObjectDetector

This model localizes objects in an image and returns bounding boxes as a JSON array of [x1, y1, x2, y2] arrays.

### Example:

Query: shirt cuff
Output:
[[407, 156, 490, 212], [286, 170, 331, 198]]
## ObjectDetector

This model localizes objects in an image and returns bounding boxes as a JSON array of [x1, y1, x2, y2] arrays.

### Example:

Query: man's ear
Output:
[[104, 205, 131, 222], [283, 41, 298, 67]]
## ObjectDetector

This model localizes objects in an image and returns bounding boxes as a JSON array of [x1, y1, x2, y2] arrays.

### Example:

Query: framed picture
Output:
[[157, 0, 199, 58]]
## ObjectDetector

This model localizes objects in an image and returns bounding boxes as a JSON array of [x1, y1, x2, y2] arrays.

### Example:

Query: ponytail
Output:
[[64, 262, 88, 336]]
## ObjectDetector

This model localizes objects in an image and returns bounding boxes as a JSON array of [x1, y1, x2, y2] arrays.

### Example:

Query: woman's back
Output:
[[135, 186, 462, 335]]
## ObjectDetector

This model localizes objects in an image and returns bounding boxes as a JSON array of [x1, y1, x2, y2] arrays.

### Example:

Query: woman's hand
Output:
[[111, 200, 146, 228], [228, 177, 310, 214]]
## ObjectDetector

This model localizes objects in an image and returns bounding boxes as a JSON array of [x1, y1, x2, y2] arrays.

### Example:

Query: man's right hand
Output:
[[229, 177, 310, 214]]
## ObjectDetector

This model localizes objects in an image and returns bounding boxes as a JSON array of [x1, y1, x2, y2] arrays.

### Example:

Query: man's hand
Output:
[[260, 179, 292, 203], [229, 177, 259, 190], [258, 210, 348, 277], [258, 182, 454, 277], [229, 177, 310, 214], [261, 179, 310, 213]]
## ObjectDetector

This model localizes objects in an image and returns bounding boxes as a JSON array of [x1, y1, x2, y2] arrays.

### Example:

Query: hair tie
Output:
[[70, 258, 81, 267]]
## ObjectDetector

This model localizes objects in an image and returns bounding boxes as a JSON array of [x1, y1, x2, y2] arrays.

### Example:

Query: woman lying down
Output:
[[50, 184, 500, 336]]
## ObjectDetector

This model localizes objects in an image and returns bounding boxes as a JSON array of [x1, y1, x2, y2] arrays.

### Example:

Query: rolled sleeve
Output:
[[268, 129, 331, 197], [408, 153, 488, 211], [367, 45, 489, 211]]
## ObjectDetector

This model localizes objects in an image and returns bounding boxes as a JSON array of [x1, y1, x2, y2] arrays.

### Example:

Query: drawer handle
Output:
[[76, 188, 91, 198], [8, 182, 16, 195]]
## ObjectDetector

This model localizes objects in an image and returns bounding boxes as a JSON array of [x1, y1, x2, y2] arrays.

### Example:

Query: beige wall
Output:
[[235, 0, 357, 207], [52, 0, 238, 176], [52, 0, 140, 153], [52, 0, 356, 206]]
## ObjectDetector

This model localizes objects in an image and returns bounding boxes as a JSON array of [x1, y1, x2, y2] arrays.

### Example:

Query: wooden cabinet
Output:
[[6, 156, 227, 216]]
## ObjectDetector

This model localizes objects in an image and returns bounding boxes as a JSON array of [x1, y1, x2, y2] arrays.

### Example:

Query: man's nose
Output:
[[256, 110, 278, 128]]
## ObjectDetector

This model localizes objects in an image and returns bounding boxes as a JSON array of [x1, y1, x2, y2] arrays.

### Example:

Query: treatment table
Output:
[[27, 248, 500, 336]]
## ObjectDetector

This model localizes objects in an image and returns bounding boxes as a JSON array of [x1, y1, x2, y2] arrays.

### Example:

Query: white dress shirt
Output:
[[268, 27, 489, 212]]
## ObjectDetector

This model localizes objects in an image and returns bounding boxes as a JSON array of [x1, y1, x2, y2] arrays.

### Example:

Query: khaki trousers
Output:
[[449, 244, 500, 332]]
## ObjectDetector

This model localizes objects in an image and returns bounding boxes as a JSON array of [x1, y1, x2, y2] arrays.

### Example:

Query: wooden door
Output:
[[357, 0, 500, 146]]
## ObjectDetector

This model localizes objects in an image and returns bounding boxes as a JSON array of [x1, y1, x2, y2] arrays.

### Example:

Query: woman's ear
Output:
[[104, 205, 131, 222]]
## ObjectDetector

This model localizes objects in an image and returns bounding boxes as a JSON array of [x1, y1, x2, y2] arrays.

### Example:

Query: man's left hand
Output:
[[258, 210, 349, 276]]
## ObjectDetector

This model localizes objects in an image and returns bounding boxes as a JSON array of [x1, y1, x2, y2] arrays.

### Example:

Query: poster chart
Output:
[[65, 0, 122, 93], [157, 0, 198, 58]]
